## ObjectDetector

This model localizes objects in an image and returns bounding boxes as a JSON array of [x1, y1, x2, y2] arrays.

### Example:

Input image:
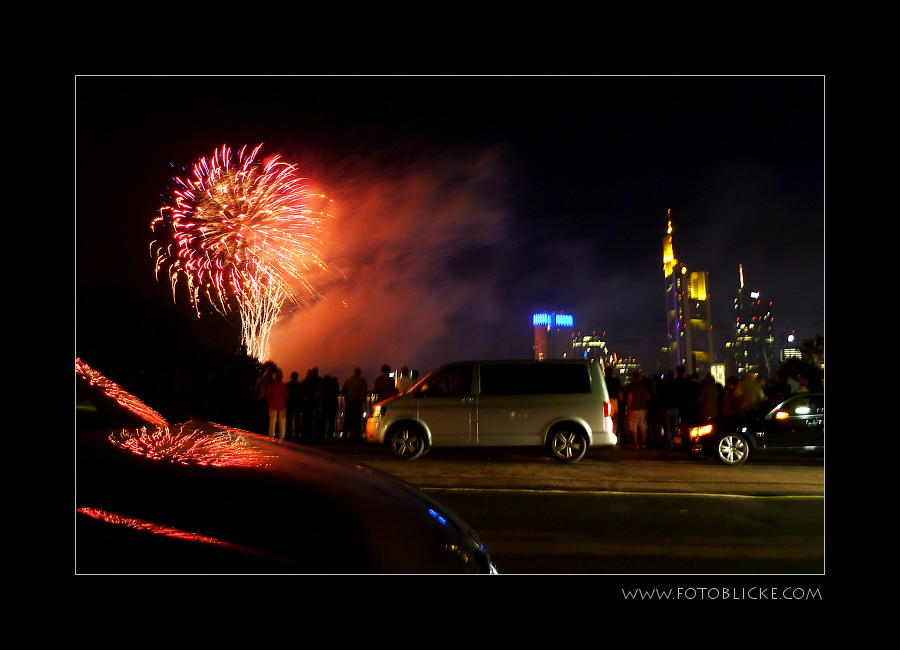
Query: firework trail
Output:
[[151, 144, 333, 360]]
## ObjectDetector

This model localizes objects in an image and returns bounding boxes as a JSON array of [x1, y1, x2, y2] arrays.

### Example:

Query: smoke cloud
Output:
[[268, 144, 520, 383]]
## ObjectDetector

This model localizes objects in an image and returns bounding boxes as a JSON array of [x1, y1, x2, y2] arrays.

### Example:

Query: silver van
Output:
[[366, 360, 616, 462]]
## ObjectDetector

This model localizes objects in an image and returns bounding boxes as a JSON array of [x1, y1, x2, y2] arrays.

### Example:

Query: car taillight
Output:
[[604, 401, 611, 418]]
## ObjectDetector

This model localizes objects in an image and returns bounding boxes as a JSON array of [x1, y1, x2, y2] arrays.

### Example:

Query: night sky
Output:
[[75, 75, 824, 383]]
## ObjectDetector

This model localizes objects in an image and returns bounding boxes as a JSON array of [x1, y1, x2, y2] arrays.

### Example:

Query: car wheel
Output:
[[548, 426, 587, 462], [716, 433, 749, 466], [387, 425, 426, 460]]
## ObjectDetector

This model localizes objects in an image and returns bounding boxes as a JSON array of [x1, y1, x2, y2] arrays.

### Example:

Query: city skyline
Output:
[[76, 75, 824, 383], [533, 211, 818, 376]]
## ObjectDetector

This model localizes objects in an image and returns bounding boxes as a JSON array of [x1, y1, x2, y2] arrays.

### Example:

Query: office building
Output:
[[572, 331, 610, 364], [780, 332, 802, 364], [613, 355, 640, 379], [662, 210, 714, 376], [533, 312, 575, 360], [732, 264, 776, 380]]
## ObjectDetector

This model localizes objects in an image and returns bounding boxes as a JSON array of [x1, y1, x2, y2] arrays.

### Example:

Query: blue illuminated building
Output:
[[533, 312, 575, 360]]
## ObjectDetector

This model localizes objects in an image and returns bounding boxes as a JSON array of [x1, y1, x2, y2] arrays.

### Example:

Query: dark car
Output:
[[75, 359, 497, 573], [689, 393, 824, 466]]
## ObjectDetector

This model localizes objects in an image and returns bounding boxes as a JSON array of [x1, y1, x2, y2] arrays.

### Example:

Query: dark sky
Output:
[[75, 75, 824, 381]]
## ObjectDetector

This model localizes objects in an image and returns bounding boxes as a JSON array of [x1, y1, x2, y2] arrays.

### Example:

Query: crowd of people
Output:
[[252, 362, 420, 442], [117, 347, 421, 443], [605, 366, 823, 451], [124, 346, 821, 452]]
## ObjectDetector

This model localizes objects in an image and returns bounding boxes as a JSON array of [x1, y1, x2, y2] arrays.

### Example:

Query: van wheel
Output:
[[548, 426, 587, 462], [387, 425, 426, 460]]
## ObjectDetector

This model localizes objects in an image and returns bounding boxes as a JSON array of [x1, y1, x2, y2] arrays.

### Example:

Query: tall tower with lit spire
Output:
[[662, 210, 714, 376]]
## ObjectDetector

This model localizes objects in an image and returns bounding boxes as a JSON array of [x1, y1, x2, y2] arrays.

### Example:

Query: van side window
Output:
[[418, 365, 474, 397], [480, 364, 591, 395]]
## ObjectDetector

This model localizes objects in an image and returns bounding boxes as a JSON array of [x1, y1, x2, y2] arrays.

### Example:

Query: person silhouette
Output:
[[373, 365, 397, 404], [266, 370, 289, 440], [341, 367, 368, 443], [286, 371, 302, 441]]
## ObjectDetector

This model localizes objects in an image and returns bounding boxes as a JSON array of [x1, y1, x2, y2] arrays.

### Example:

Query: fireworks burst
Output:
[[151, 144, 333, 360]]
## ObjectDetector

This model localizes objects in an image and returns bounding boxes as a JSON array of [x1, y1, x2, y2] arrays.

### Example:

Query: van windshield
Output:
[[480, 363, 591, 395]]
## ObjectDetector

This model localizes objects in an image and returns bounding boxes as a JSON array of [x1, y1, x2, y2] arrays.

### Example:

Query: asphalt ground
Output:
[[291, 437, 825, 497]]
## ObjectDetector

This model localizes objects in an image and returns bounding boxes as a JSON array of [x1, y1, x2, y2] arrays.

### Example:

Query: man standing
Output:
[[286, 371, 302, 441], [659, 365, 687, 450], [253, 363, 276, 435], [733, 371, 766, 413], [299, 368, 322, 441], [625, 372, 652, 449], [341, 368, 368, 442], [266, 370, 290, 440], [373, 365, 397, 404]]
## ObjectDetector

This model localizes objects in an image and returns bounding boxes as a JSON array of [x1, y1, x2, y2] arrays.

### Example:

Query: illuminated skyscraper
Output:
[[732, 264, 775, 380], [663, 211, 714, 376], [533, 312, 575, 360], [572, 331, 610, 364]]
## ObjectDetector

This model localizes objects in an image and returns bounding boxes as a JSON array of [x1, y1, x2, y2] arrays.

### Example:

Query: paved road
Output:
[[318, 442, 825, 497], [429, 489, 825, 574], [310, 441, 826, 574]]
